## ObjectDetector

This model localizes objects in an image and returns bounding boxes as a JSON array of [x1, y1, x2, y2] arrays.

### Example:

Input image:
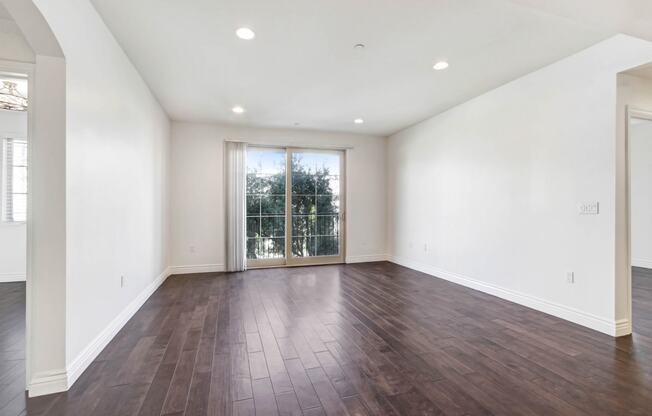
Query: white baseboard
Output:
[[28, 369, 68, 398], [0, 273, 26, 283], [63, 267, 172, 392], [632, 258, 652, 270], [615, 319, 632, 337], [169, 264, 225, 274], [346, 254, 389, 264], [389, 255, 623, 337]]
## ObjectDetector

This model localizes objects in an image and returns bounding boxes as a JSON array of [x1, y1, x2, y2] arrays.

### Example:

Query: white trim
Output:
[[0, 60, 35, 74], [389, 255, 622, 337], [225, 139, 353, 150], [27, 369, 67, 398], [64, 267, 171, 391], [615, 319, 632, 337], [632, 258, 652, 270], [346, 254, 389, 263], [0, 272, 26, 282], [626, 107, 652, 338], [169, 264, 225, 274], [0, 220, 26, 227]]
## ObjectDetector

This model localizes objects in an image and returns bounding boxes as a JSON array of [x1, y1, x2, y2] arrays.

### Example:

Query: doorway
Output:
[[246, 146, 345, 268], [0, 69, 29, 410], [629, 110, 652, 338]]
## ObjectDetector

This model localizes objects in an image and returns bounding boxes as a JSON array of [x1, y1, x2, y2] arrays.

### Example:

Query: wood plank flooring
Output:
[[0, 283, 26, 416], [633, 266, 652, 338], [4, 263, 652, 415]]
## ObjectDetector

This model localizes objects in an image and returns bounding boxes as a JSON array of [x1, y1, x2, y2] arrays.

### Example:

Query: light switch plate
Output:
[[578, 201, 599, 215]]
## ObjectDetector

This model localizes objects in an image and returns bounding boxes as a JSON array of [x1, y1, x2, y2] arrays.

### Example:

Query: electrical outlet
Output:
[[121, 275, 125, 288], [423, 243, 428, 252], [567, 271, 575, 284]]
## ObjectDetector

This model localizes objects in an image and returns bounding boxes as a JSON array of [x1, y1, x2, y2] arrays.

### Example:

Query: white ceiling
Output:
[[89, 0, 630, 136], [506, 0, 652, 42]]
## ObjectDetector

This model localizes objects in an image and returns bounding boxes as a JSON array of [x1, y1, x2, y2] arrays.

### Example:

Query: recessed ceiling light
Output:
[[433, 61, 449, 71], [232, 106, 245, 114], [354, 43, 365, 49], [354, 118, 364, 124], [236, 27, 255, 40]]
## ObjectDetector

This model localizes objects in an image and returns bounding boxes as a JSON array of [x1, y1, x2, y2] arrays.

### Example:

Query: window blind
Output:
[[2, 138, 28, 222]]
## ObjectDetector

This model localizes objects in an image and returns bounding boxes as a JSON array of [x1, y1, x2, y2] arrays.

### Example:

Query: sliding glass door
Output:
[[289, 149, 343, 265], [246, 147, 286, 267], [246, 146, 345, 268]]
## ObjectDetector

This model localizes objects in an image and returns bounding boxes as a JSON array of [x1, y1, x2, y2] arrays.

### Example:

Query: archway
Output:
[[0, 0, 66, 399]]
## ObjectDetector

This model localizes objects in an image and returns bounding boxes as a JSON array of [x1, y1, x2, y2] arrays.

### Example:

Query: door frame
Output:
[[625, 106, 652, 335], [246, 145, 346, 268], [285, 147, 346, 266]]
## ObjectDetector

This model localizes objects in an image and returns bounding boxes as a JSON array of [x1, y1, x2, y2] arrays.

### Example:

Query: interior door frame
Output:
[[246, 145, 346, 268], [285, 147, 346, 266], [625, 107, 652, 336]]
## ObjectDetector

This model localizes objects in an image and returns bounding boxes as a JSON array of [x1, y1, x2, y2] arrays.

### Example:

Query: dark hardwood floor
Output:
[[0, 283, 26, 416], [4, 263, 652, 415], [633, 266, 652, 338]]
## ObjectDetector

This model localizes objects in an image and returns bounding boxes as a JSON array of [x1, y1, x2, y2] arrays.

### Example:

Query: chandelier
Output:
[[0, 81, 28, 111]]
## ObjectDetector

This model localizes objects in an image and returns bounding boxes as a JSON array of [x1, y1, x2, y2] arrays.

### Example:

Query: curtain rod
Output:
[[224, 139, 353, 150]]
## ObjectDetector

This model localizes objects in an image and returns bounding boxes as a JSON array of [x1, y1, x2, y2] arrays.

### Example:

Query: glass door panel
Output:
[[245, 146, 345, 268], [246, 147, 286, 266], [289, 150, 344, 264]]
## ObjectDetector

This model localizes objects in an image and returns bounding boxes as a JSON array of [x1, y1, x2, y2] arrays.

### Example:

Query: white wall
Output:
[[0, 107, 27, 133], [0, 223, 25, 281], [0, 108, 27, 282], [171, 122, 387, 272], [631, 118, 652, 269], [27, 54, 67, 397], [0, 0, 172, 395], [30, 0, 171, 374], [388, 35, 652, 336]]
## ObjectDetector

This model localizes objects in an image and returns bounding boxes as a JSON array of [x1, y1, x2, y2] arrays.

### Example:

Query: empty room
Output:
[[2, 0, 652, 415]]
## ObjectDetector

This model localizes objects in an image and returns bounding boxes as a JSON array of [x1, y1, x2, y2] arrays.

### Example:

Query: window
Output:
[[246, 146, 345, 267], [246, 147, 286, 261], [2, 138, 28, 222], [291, 150, 341, 257]]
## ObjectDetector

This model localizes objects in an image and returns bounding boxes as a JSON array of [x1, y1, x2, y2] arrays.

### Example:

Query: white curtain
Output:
[[225, 141, 247, 272]]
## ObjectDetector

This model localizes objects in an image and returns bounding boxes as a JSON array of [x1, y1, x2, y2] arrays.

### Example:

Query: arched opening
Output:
[[0, 0, 66, 402]]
